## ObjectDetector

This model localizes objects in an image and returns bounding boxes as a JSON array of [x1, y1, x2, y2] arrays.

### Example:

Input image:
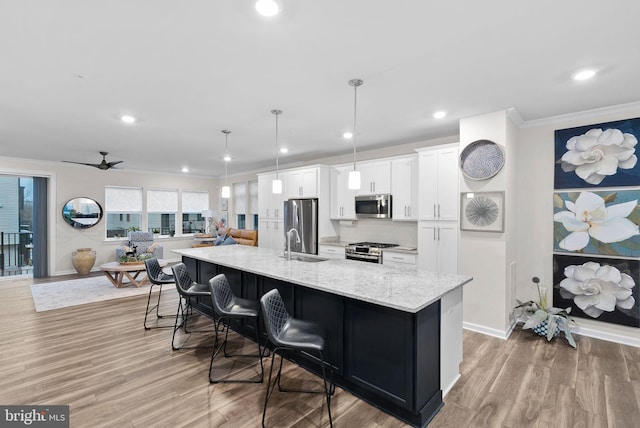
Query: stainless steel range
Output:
[[345, 242, 399, 263]]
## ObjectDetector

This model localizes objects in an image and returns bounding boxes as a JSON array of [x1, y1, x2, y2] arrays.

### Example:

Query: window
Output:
[[182, 191, 209, 235], [249, 181, 259, 230], [147, 189, 177, 236], [105, 187, 142, 238], [234, 183, 246, 230]]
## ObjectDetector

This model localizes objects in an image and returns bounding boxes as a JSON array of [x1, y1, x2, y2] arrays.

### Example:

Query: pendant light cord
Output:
[[275, 112, 279, 179], [352, 83, 358, 171]]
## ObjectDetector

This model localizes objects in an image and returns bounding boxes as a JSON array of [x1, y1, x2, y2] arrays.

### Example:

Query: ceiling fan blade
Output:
[[62, 160, 103, 168], [106, 160, 124, 167]]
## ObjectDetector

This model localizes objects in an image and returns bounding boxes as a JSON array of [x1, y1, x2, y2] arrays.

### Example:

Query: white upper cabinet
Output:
[[286, 168, 318, 199], [391, 156, 418, 221], [258, 173, 285, 219], [418, 146, 459, 221], [357, 160, 391, 195], [331, 166, 357, 220]]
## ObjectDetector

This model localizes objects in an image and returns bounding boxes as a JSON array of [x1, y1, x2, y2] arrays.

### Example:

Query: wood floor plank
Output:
[[2, 275, 639, 428]]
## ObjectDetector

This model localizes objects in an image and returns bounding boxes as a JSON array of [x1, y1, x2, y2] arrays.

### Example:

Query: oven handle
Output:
[[345, 253, 380, 261]]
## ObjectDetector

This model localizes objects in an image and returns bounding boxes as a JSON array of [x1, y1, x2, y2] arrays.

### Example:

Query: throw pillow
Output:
[[221, 236, 237, 246], [213, 235, 226, 246]]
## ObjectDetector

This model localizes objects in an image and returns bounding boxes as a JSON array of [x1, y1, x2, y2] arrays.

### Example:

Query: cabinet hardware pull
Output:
[[438, 227, 441, 241], [433, 204, 436, 218], [433, 228, 436, 240], [437, 204, 440, 218]]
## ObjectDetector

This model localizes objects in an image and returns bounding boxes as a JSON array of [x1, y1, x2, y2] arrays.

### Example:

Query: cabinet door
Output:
[[258, 174, 274, 218], [372, 161, 391, 194], [418, 152, 439, 220], [271, 219, 284, 251], [258, 219, 271, 248], [286, 171, 303, 199], [356, 163, 375, 195], [392, 157, 417, 220], [437, 222, 458, 274], [301, 169, 318, 197], [332, 166, 356, 219], [436, 148, 459, 221], [418, 222, 438, 271]]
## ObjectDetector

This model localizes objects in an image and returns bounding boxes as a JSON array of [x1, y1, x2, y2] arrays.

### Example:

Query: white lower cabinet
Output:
[[258, 219, 284, 251], [382, 251, 417, 267], [318, 245, 345, 260], [417, 221, 458, 274]]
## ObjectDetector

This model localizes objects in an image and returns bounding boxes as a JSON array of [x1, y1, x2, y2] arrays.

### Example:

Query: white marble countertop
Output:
[[172, 245, 472, 313]]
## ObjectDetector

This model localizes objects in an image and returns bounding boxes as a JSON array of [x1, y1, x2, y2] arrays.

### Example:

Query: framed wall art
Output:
[[553, 189, 640, 257], [554, 117, 640, 189], [553, 254, 639, 328], [460, 191, 504, 232]]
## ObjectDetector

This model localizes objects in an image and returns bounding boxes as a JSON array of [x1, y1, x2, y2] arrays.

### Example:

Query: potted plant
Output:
[[514, 276, 577, 348]]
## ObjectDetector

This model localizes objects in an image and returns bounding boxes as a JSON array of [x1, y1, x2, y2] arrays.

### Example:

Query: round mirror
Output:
[[62, 197, 103, 229]]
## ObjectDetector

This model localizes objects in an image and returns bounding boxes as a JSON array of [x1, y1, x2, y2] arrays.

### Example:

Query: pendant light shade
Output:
[[221, 130, 231, 199], [348, 170, 361, 190], [271, 109, 283, 194], [348, 78, 363, 190]]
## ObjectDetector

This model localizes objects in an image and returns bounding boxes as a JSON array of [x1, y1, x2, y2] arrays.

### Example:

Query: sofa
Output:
[[192, 228, 258, 248]]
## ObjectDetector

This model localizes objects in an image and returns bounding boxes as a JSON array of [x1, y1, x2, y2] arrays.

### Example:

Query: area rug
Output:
[[30, 276, 173, 312]]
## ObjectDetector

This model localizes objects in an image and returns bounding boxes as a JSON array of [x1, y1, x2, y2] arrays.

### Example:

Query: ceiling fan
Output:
[[63, 151, 123, 170]]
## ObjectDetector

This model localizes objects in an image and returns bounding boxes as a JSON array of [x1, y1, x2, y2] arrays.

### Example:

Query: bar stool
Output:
[[259, 288, 335, 427], [143, 257, 176, 329], [208, 274, 264, 383], [170, 262, 211, 350]]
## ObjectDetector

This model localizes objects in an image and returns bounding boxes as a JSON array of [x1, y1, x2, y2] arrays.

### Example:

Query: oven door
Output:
[[345, 253, 381, 263]]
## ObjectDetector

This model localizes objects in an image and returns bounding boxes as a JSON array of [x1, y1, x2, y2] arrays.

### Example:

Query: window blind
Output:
[[147, 189, 178, 213], [182, 191, 209, 213], [105, 187, 142, 212]]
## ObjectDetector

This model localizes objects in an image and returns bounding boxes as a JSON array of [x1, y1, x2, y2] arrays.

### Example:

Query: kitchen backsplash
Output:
[[335, 219, 418, 247]]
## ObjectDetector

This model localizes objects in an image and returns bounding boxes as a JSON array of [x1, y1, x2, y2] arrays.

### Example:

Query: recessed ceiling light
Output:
[[181, 167, 189, 173], [573, 69, 596, 81], [223, 154, 231, 162], [255, 0, 280, 16], [433, 111, 447, 119], [280, 147, 288, 154], [120, 115, 136, 124], [343, 132, 353, 139]]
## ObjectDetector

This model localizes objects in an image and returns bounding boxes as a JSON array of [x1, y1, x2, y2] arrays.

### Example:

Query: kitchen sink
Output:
[[279, 254, 329, 263]]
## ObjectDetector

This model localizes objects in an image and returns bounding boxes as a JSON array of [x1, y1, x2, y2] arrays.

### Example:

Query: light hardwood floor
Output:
[[1, 274, 639, 427]]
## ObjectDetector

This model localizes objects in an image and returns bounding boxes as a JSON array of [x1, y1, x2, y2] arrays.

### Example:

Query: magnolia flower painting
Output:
[[553, 190, 640, 257], [553, 255, 639, 327], [554, 117, 640, 189]]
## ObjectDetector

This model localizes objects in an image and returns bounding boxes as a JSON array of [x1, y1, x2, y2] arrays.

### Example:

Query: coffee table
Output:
[[99, 259, 168, 288]]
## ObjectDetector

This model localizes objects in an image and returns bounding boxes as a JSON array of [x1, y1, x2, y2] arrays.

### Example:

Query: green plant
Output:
[[118, 253, 152, 263], [514, 276, 577, 348], [126, 226, 141, 232], [152, 228, 160, 234]]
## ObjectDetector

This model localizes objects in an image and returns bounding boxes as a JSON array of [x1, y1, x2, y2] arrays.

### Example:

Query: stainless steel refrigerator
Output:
[[283, 198, 318, 255]]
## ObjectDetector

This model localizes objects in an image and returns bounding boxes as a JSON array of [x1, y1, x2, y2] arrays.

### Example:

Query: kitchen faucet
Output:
[[286, 228, 301, 260]]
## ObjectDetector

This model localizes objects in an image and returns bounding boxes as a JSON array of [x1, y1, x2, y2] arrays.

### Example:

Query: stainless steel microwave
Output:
[[355, 194, 392, 219]]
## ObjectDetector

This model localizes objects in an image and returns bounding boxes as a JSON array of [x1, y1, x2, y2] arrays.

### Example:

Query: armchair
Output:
[[116, 231, 163, 260]]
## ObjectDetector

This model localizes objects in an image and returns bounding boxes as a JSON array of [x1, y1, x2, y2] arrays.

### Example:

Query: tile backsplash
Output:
[[334, 219, 418, 247]]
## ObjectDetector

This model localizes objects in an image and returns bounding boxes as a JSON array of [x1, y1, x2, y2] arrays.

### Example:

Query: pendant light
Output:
[[348, 79, 363, 190], [271, 109, 283, 194], [221, 130, 231, 199]]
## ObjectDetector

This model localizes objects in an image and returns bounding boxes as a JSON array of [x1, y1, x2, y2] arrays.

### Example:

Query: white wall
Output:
[[0, 157, 218, 276], [459, 111, 514, 337], [516, 103, 640, 346]]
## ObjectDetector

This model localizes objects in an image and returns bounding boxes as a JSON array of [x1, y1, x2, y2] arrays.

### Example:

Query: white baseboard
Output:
[[442, 373, 461, 397], [573, 325, 640, 348], [463, 321, 512, 340], [465, 320, 640, 348]]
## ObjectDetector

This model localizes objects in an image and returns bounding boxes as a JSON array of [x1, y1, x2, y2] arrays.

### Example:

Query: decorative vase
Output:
[[72, 248, 96, 275], [532, 320, 560, 338]]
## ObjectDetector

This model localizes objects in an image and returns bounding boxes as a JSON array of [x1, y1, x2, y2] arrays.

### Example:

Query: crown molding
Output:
[[518, 101, 640, 129]]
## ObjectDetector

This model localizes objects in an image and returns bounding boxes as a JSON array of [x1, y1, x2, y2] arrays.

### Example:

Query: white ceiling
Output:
[[2, 1, 640, 178]]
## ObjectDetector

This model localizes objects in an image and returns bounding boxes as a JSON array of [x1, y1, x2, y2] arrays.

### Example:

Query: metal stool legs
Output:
[[208, 317, 264, 383], [143, 283, 177, 329], [262, 347, 335, 427]]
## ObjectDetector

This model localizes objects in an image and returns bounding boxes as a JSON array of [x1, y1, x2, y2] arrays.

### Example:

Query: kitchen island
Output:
[[172, 245, 472, 427]]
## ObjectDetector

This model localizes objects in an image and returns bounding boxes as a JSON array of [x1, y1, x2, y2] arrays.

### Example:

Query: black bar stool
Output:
[[259, 288, 335, 427], [143, 257, 176, 329], [170, 262, 211, 350], [208, 274, 264, 383]]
